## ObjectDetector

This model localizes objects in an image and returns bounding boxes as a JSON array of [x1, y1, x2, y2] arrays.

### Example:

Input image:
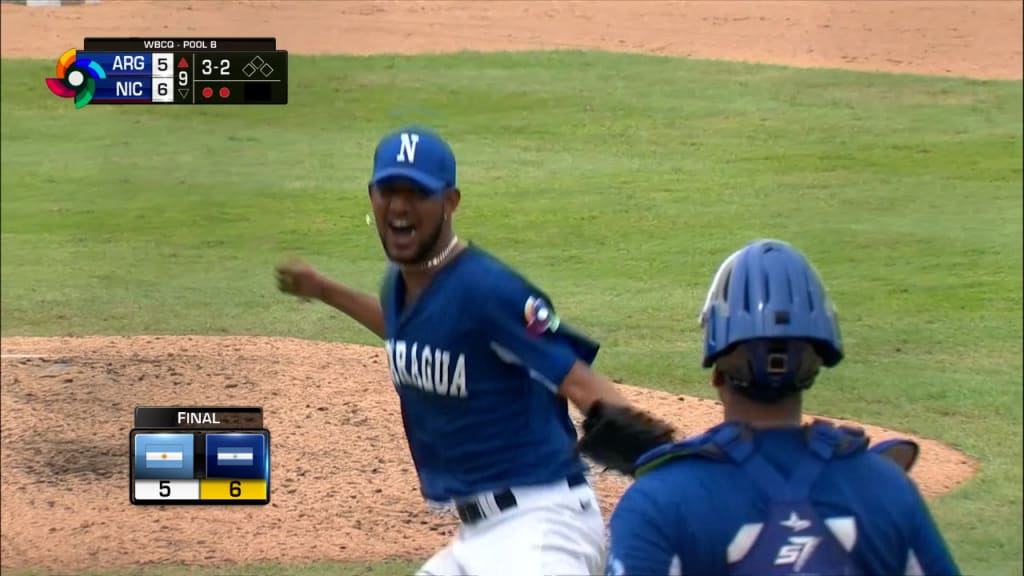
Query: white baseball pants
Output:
[[416, 477, 606, 576]]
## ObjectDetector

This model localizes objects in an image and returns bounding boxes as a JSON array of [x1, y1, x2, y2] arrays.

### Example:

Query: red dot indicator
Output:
[[202, 87, 213, 99], [219, 87, 230, 99]]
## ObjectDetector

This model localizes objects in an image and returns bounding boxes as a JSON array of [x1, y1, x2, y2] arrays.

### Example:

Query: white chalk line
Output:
[[1, 354, 50, 359]]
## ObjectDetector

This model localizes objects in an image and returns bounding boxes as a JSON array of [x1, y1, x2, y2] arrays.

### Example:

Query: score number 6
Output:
[[201, 58, 231, 76]]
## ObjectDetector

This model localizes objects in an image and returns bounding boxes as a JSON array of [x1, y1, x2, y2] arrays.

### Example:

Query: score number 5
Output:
[[157, 480, 242, 498], [201, 58, 230, 76]]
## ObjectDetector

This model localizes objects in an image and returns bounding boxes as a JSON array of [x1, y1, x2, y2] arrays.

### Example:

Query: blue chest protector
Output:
[[636, 420, 870, 576]]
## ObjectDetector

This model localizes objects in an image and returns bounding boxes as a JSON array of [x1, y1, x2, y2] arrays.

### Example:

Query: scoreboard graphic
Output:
[[130, 406, 270, 505], [46, 38, 287, 108]]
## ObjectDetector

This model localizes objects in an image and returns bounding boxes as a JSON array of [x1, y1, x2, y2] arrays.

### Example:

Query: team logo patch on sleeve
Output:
[[524, 295, 560, 335]]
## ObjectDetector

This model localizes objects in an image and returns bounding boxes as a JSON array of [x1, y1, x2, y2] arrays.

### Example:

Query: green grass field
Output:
[[2, 52, 1022, 575]]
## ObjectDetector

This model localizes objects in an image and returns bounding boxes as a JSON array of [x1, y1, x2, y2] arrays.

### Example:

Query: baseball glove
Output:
[[578, 400, 677, 476]]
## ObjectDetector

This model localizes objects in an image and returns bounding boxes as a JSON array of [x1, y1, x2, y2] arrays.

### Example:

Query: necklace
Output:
[[403, 235, 461, 271]]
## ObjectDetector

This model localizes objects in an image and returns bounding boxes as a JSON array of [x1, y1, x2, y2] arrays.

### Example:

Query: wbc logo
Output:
[[524, 295, 560, 336]]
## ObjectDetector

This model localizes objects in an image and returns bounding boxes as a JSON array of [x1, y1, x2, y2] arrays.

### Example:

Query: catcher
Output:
[[593, 239, 960, 576]]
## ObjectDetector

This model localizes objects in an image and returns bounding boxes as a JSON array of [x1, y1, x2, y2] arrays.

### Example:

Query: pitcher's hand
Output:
[[275, 259, 326, 301]]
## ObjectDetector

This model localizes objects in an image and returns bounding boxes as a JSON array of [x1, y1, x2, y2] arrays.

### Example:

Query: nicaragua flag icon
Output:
[[217, 446, 254, 466], [206, 433, 266, 479], [134, 433, 195, 479]]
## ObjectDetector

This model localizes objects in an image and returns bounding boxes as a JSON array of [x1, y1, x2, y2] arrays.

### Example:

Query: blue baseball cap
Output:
[[369, 126, 457, 196]]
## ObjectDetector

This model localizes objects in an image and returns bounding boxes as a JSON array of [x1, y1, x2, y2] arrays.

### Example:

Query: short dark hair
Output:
[[714, 340, 823, 404]]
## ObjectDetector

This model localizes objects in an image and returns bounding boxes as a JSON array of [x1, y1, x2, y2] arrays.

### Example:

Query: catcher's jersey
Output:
[[605, 425, 960, 576], [379, 244, 598, 503]]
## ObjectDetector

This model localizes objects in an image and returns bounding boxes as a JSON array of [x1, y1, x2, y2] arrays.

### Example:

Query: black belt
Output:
[[455, 473, 588, 524]]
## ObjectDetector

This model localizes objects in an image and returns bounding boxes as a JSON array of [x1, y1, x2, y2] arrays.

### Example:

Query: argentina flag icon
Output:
[[134, 433, 196, 480]]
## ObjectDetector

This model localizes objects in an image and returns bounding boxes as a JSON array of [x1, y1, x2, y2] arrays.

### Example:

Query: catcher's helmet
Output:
[[699, 239, 843, 397]]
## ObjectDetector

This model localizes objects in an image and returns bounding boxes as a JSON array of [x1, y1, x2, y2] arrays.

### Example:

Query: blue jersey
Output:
[[379, 244, 599, 502], [606, 422, 960, 576]]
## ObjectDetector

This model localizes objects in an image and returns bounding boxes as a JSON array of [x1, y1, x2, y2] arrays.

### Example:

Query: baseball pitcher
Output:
[[276, 126, 674, 576], [603, 239, 961, 576]]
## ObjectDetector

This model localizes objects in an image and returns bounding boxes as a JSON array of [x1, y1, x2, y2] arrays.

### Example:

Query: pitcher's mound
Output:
[[0, 336, 976, 572]]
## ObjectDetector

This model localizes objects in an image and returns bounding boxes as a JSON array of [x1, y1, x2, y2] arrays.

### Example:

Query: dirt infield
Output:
[[1, 0, 1021, 78], [1, 0, 1015, 572], [1, 337, 976, 571]]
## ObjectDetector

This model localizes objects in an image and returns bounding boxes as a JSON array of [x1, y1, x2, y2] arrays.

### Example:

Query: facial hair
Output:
[[380, 214, 446, 266]]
